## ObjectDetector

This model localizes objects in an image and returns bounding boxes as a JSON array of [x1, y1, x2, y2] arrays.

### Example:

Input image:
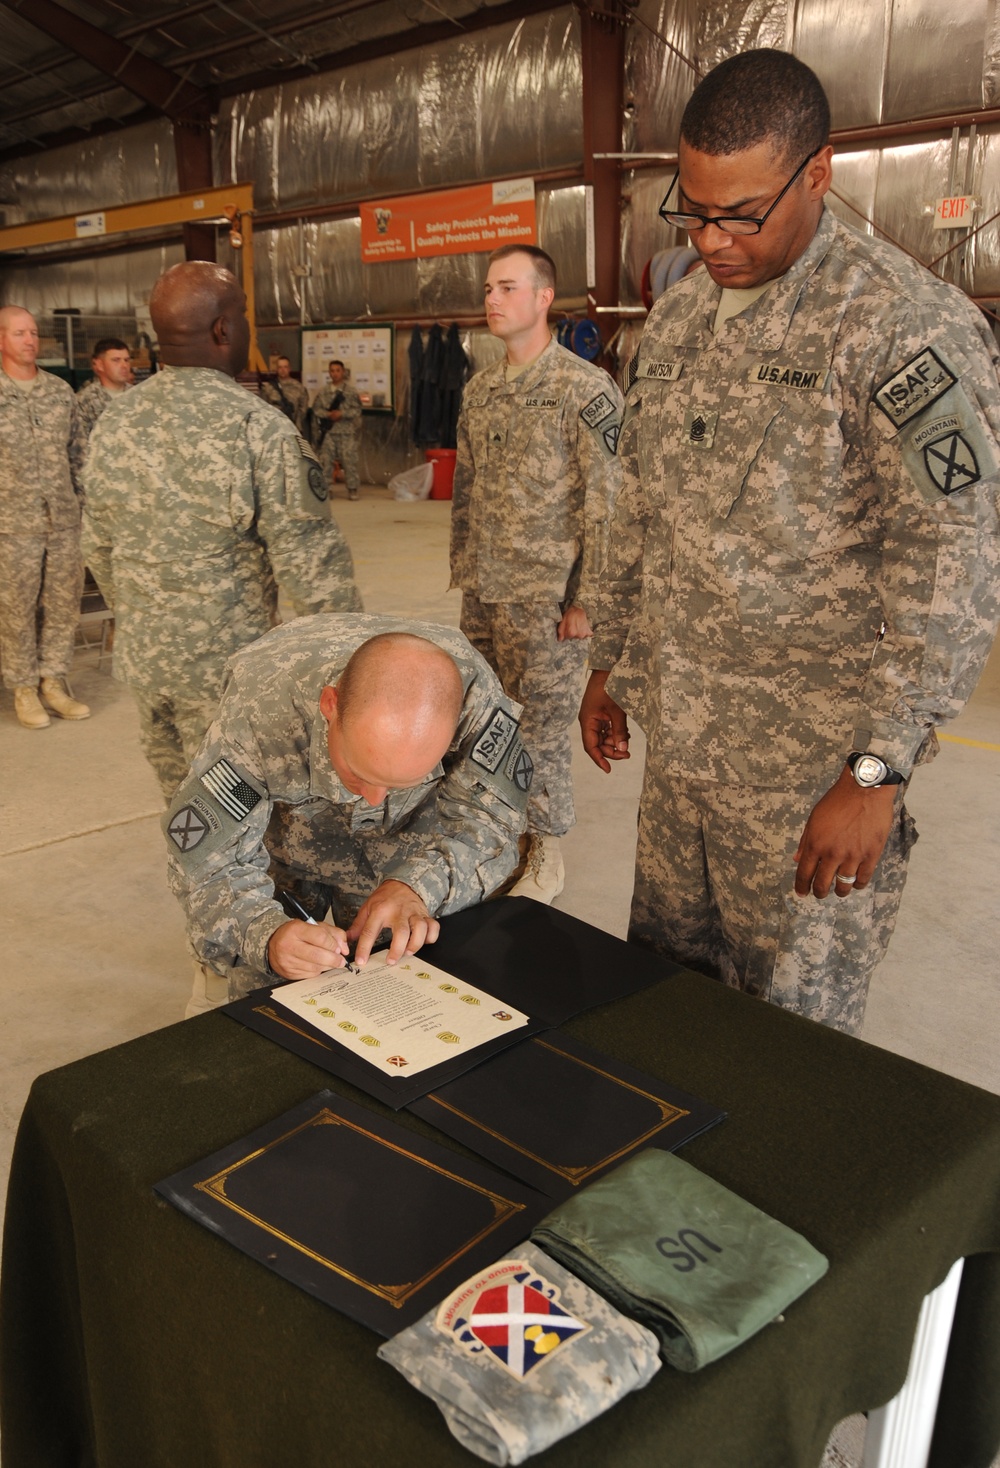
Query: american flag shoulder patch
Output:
[[200, 758, 264, 822]]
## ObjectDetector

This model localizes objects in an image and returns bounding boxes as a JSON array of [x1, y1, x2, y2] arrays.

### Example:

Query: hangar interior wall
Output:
[[1, 0, 998, 479]]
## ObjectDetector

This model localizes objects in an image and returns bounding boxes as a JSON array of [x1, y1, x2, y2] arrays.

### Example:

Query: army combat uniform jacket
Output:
[[0, 367, 82, 534], [590, 209, 1000, 787], [450, 338, 623, 612], [260, 376, 309, 434], [164, 615, 530, 990], [82, 366, 361, 705]]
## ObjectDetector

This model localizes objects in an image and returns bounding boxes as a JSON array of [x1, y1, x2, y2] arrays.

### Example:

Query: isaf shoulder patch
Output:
[[580, 392, 622, 458], [872, 347, 957, 429], [470, 707, 518, 774]]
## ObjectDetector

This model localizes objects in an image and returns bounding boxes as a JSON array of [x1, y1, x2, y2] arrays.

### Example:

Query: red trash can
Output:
[[425, 448, 457, 500]]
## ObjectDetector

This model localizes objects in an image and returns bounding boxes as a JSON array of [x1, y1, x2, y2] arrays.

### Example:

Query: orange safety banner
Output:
[[360, 178, 536, 263]]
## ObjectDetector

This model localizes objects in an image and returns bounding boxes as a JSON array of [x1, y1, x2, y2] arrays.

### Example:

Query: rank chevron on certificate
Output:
[[271, 953, 529, 1077]]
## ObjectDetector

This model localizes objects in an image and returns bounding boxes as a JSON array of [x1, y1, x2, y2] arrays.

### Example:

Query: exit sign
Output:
[[933, 195, 977, 229]]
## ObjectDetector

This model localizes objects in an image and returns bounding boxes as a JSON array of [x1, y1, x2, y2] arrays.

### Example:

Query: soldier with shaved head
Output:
[[0, 304, 90, 729], [164, 615, 530, 1003]]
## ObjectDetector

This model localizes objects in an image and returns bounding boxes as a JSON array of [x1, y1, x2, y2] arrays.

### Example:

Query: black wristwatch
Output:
[[847, 752, 905, 788]]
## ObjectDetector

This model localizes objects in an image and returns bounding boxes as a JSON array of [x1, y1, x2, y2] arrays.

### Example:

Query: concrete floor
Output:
[[1, 484, 998, 1464]]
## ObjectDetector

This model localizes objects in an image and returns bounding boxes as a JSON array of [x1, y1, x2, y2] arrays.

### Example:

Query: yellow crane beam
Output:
[[0, 183, 266, 371]]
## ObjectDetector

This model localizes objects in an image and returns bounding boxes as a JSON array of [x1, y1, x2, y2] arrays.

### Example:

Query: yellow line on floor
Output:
[[937, 733, 1000, 752]]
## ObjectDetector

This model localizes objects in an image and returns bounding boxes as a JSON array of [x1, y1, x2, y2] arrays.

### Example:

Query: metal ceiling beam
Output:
[[580, 1, 628, 344], [0, 0, 217, 259]]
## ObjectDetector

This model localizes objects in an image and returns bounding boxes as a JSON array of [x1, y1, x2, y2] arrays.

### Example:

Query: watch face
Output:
[[854, 754, 887, 786]]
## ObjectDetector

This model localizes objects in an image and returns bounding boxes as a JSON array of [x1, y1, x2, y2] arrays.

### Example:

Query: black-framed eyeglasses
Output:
[[658, 149, 820, 236]]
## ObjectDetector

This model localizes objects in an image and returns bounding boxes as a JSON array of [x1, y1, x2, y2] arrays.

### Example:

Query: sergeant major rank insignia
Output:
[[436, 1260, 590, 1379]]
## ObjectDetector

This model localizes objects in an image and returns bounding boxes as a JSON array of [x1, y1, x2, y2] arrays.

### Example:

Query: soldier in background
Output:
[[259, 354, 308, 434], [581, 49, 1000, 1033], [83, 261, 361, 800], [450, 245, 623, 904], [164, 617, 529, 1000], [0, 305, 90, 729], [83, 263, 362, 1010], [74, 337, 132, 449], [313, 359, 363, 500]]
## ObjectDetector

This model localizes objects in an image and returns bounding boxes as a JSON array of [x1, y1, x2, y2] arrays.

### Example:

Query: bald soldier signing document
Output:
[[164, 615, 531, 1000]]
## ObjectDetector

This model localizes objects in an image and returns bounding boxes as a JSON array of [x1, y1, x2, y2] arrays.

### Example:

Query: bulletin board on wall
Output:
[[301, 324, 395, 412]]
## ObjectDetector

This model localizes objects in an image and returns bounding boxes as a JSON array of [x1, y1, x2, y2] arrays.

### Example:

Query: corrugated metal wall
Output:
[[2, 0, 998, 478]]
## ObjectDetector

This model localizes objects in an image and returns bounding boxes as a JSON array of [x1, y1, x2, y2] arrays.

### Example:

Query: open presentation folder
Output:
[[224, 898, 681, 1108], [155, 1091, 552, 1336]]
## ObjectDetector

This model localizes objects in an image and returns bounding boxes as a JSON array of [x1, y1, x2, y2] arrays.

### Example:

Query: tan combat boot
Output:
[[39, 676, 90, 720], [13, 684, 50, 729], [508, 834, 566, 904]]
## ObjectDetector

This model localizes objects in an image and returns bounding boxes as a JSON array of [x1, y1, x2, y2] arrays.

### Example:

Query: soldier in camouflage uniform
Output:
[[0, 305, 90, 729], [259, 355, 308, 433], [451, 246, 622, 904], [83, 262, 362, 803], [74, 337, 132, 453], [312, 359, 363, 499], [581, 51, 1000, 1034], [163, 615, 530, 999]]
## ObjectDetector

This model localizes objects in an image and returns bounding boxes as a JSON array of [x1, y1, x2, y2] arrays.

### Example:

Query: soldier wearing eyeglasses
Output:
[[580, 49, 1000, 1034]]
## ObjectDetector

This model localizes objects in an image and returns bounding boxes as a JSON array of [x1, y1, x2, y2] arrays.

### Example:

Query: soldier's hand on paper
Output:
[[557, 605, 592, 641], [268, 919, 350, 979], [579, 669, 631, 773], [793, 767, 897, 899], [347, 879, 440, 967]]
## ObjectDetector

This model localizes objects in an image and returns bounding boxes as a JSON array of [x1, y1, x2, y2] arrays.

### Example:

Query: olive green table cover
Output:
[[2, 905, 999, 1468]]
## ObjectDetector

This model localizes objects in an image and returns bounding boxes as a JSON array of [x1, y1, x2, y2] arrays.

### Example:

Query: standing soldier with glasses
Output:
[[581, 49, 1000, 1034]]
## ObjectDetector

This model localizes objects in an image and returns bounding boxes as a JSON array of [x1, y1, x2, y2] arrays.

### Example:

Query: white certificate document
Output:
[[271, 952, 528, 1078]]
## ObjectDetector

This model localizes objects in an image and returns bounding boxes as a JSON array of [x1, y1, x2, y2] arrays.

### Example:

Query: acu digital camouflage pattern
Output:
[[259, 375, 309, 433], [461, 592, 586, 836], [590, 208, 1000, 787], [377, 1242, 659, 1465], [81, 366, 361, 711], [450, 336, 623, 611], [73, 377, 125, 454], [451, 337, 623, 834], [163, 615, 529, 996], [589, 207, 1000, 1030], [312, 378, 362, 493], [629, 762, 917, 1035], [0, 368, 85, 686]]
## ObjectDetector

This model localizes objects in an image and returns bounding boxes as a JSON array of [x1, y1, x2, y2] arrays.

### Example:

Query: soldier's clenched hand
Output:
[[267, 919, 351, 978], [347, 880, 441, 967]]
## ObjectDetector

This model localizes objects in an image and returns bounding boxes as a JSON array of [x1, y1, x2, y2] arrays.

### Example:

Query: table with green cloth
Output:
[[3, 904, 1000, 1468]]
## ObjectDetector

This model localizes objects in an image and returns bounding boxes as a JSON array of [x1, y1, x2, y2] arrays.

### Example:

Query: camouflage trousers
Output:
[[320, 426, 361, 494], [132, 688, 221, 802], [0, 529, 83, 688], [460, 593, 588, 836], [628, 760, 918, 1035]]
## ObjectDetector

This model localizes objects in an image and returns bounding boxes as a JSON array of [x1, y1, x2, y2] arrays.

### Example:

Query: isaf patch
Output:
[[872, 347, 957, 429], [307, 463, 328, 502], [200, 758, 264, 822], [471, 707, 519, 774], [436, 1259, 590, 1380], [580, 392, 622, 460]]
